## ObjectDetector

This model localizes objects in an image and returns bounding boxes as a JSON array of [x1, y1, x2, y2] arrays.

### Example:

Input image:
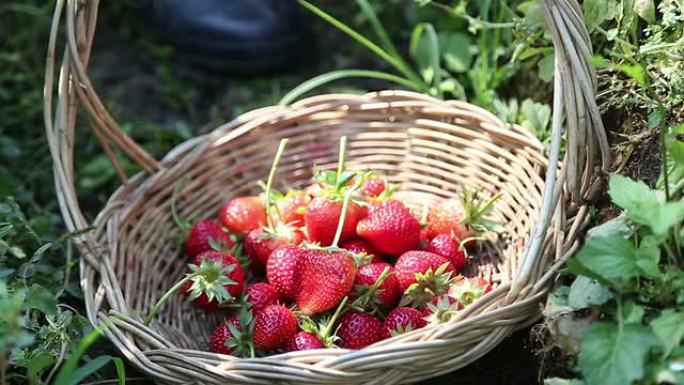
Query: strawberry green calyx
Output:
[[459, 188, 504, 236], [401, 263, 456, 308], [302, 296, 349, 347], [144, 259, 238, 325], [226, 307, 256, 357], [352, 266, 391, 310], [264, 138, 290, 229], [424, 295, 459, 324]]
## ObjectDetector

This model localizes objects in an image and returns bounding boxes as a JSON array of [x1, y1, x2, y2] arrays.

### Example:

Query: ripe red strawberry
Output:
[[246, 283, 280, 313], [385, 307, 427, 335], [295, 249, 357, 316], [285, 331, 324, 352], [361, 177, 386, 197], [356, 200, 420, 255], [209, 315, 242, 355], [448, 277, 493, 307], [305, 197, 366, 246], [419, 228, 432, 247], [219, 196, 267, 236], [394, 251, 454, 293], [183, 251, 245, 311], [266, 245, 305, 301], [185, 219, 234, 258], [275, 190, 309, 227], [340, 239, 384, 264], [425, 233, 467, 272], [424, 191, 502, 249], [353, 263, 400, 309], [244, 226, 304, 271], [336, 312, 387, 349], [253, 305, 298, 351]]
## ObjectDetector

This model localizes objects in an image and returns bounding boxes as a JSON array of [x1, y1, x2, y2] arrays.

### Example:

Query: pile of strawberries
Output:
[[152, 138, 500, 356]]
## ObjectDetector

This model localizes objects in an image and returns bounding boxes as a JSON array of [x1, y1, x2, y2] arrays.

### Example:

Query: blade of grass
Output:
[[63, 356, 116, 385], [355, 0, 412, 71], [298, 0, 426, 91], [279, 69, 419, 105]]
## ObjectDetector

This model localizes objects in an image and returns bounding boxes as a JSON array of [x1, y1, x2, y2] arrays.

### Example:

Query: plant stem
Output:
[[332, 188, 353, 248], [321, 296, 349, 339], [265, 138, 289, 229], [356, 266, 391, 308], [144, 274, 194, 325], [336, 136, 348, 181]]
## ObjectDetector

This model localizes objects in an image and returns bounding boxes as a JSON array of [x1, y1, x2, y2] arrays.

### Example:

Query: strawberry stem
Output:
[[331, 188, 353, 248], [321, 296, 349, 340], [144, 273, 195, 325], [265, 138, 289, 229], [353, 266, 391, 309], [336, 135, 348, 183], [171, 178, 192, 233]]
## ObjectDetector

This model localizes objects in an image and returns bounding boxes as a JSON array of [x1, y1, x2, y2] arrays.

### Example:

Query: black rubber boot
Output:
[[153, 0, 312, 74]]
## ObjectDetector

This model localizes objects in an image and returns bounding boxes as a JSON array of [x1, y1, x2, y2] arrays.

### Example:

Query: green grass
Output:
[[1, 0, 683, 384]]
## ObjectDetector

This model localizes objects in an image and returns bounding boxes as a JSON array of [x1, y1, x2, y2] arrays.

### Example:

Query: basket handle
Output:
[[44, 0, 609, 273], [513, 0, 610, 289]]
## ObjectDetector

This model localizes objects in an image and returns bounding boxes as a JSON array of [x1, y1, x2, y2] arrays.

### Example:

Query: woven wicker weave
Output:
[[44, 0, 609, 384]]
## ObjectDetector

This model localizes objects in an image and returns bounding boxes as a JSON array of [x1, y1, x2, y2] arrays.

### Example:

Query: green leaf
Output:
[[64, 355, 115, 385], [570, 235, 639, 289], [634, 0, 656, 24], [621, 300, 645, 324], [544, 378, 585, 385], [579, 322, 659, 385], [614, 63, 647, 87], [568, 276, 614, 309], [650, 310, 684, 357], [583, 0, 617, 28], [636, 236, 661, 278], [586, 215, 630, 240], [439, 32, 472, 73], [609, 175, 684, 235], [26, 284, 58, 315], [537, 54, 554, 83], [519, 99, 551, 137]]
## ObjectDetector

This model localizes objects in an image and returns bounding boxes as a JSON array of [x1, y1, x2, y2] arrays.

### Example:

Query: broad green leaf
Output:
[[634, 0, 656, 24], [659, 123, 684, 190], [544, 285, 571, 316], [614, 63, 647, 87], [586, 215, 630, 240], [636, 236, 661, 278], [621, 300, 645, 324], [26, 284, 57, 315], [570, 235, 639, 289], [650, 310, 684, 357], [439, 32, 472, 73], [568, 276, 614, 309], [609, 175, 684, 234], [583, 0, 617, 28], [579, 322, 659, 385], [538, 54, 554, 83], [519, 99, 551, 136]]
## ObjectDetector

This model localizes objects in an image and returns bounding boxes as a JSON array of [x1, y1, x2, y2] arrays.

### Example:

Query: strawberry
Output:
[[185, 219, 234, 258], [424, 190, 502, 248], [305, 197, 366, 246], [295, 249, 357, 316], [182, 251, 245, 311], [394, 251, 454, 293], [448, 277, 493, 308], [384, 307, 427, 335], [356, 200, 420, 256], [266, 245, 305, 301], [219, 196, 267, 236], [275, 190, 309, 227], [244, 225, 304, 271], [209, 315, 242, 355], [246, 283, 280, 313], [253, 305, 298, 351], [285, 331, 324, 352], [336, 312, 387, 349], [209, 309, 254, 356], [422, 294, 459, 323], [353, 263, 400, 309], [425, 233, 467, 272], [340, 239, 384, 264], [419, 228, 432, 247], [361, 177, 386, 198]]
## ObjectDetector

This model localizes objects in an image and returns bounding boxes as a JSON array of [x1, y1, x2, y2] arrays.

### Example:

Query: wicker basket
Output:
[[44, 0, 609, 384]]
